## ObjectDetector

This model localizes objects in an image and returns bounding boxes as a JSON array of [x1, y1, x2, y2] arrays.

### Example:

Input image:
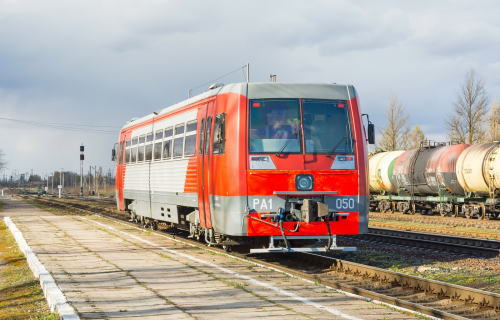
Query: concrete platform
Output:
[[1, 198, 421, 319]]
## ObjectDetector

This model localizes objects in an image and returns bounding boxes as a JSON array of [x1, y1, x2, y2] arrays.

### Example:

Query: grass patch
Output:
[[0, 221, 59, 319]]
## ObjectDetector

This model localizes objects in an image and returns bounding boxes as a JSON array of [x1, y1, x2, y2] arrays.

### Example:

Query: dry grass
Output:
[[0, 221, 59, 319]]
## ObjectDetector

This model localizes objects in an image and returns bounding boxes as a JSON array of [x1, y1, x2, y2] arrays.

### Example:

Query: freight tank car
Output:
[[371, 142, 469, 216], [113, 82, 374, 252], [368, 151, 404, 212], [455, 142, 500, 219]]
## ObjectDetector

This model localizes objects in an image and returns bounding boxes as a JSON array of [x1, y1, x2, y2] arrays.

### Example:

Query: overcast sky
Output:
[[1, 0, 499, 178]]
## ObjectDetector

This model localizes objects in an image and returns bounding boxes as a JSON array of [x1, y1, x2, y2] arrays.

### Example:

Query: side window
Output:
[[125, 139, 131, 164], [205, 117, 212, 154], [145, 144, 153, 161], [145, 133, 153, 161], [131, 147, 137, 163], [137, 135, 145, 162], [213, 113, 226, 155], [132, 137, 138, 145], [163, 127, 173, 159], [199, 118, 205, 155], [146, 133, 154, 142], [154, 142, 162, 160], [138, 145, 145, 162], [184, 120, 197, 157], [173, 123, 185, 158], [154, 130, 163, 161], [155, 130, 163, 140], [125, 148, 131, 164]]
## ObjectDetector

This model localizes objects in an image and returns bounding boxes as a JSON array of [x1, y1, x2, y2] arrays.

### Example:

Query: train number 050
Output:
[[336, 198, 355, 209]]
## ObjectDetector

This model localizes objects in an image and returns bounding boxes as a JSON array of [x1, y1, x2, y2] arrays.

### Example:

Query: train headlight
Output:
[[295, 174, 314, 191]]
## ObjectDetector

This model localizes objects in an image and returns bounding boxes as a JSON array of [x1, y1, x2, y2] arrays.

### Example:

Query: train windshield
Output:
[[249, 99, 302, 154], [249, 98, 354, 155], [302, 100, 354, 154]]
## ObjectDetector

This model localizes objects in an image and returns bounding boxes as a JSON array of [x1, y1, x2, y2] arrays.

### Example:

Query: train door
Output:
[[197, 101, 214, 228], [117, 131, 127, 210]]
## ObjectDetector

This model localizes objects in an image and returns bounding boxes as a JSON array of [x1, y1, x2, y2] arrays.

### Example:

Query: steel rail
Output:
[[370, 221, 500, 241], [23, 196, 500, 319], [355, 227, 500, 257]]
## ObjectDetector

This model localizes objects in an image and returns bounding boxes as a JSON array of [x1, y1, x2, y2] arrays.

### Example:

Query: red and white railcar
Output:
[[114, 82, 373, 252]]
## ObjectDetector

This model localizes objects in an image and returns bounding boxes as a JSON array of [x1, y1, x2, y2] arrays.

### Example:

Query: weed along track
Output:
[[21, 195, 500, 320]]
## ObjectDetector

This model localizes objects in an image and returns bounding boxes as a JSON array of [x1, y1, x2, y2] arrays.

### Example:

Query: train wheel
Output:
[[480, 203, 486, 220], [491, 212, 500, 220], [150, 221, 158, 231], [222, 245, 232, 252]]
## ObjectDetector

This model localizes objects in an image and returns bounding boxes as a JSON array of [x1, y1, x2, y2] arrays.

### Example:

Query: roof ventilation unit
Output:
[[208, 83, 224, 90], [130, 117, 139, 122]]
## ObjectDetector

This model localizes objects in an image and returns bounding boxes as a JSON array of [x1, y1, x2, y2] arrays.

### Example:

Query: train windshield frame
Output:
[[248, 98, 354, 155], [302, 99, 354, 154], [249, 99, 302, 154]]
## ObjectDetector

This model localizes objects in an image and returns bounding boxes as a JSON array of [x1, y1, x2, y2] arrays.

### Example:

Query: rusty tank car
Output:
[[371, 142, 471, 216]]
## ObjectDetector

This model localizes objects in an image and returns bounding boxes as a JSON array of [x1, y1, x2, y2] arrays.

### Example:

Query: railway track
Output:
[[353, 227, 500, 258], [22, 195, 500, 320]]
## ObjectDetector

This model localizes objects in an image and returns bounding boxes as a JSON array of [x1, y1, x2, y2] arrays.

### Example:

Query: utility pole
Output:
[[52, 172, 54, 194], [89, 166, 91, 195], [94, 166, 97, 196], [80, 144, 84, 196], [246, 63, 249, 83], [61, 168, 64, 194]]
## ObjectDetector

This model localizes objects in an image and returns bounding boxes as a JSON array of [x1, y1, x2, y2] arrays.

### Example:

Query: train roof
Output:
[[121, 82, 357, 130]]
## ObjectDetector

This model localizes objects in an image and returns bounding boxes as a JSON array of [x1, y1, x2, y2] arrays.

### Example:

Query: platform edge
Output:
[[3, 217, 79, 320]]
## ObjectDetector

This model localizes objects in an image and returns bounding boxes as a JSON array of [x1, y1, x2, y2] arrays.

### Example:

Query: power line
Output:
[[190, 65, 247, 92], [0, 117, 120, 134]]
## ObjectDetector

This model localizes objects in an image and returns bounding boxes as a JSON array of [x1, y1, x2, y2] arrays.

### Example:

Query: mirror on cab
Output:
[[368, 123, 375, 144], [111, 148, 116, 161]]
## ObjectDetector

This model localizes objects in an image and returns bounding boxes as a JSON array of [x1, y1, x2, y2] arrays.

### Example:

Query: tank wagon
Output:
[[371, 142, 500, 219], [113, 82, 374, 252]]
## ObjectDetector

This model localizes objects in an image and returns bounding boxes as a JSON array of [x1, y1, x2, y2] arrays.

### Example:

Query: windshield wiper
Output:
[[326, 135, 347, 157], [275, 132, 298, 157]]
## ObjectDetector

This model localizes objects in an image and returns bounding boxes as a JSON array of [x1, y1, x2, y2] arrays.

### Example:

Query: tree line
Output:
[[376, 69, 499, 151]]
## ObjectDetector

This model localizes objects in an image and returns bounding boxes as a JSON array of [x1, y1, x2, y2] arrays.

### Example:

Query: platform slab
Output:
[[2, 198, 421, 319]]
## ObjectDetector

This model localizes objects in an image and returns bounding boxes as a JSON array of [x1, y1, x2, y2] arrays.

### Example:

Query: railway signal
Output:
[[80, 144, 84, 196]]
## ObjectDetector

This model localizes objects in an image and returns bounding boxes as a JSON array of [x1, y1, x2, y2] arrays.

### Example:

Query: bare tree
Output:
[[445, 69, 489, 144], [376, 92, 411, 151], [407, 125, 426, 149], [485, 98, 500, 142], [0, 149, 7, 172]]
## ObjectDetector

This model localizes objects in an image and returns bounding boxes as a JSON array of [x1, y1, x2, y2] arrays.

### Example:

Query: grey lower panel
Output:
[[151, 191, 198, 207], [124, 189, 150, 202], [210, 195, 369, 236], [116, 190, 120, 210], [210, 195, 248, 236], [151, 203, 179, 224], [134, 200, 151, 218], [124, 189, 198, 223]]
